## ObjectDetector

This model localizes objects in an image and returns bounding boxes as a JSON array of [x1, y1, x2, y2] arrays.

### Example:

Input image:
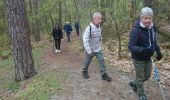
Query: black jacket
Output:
[[53, 27, 63, 39], [128, 20, 161, 61]]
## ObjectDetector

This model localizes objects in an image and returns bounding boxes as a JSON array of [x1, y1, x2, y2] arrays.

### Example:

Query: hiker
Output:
[[64, 21, 72, 42], [128, 7, 162, 100], [74, 20, 80, 36], [82, 12, 112, 82], [53, 23, 63, 53]]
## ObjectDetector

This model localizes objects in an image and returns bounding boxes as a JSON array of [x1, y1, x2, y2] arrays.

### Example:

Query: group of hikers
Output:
[[52, 20, 80, 53], [52, 7, 163, 100]]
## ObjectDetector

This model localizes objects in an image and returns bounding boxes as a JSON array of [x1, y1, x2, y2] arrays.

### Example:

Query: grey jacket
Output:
[[83, 23, 102, 54]]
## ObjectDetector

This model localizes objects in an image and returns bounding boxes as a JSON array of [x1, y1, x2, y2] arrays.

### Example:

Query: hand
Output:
[[156, 52, 162, 61], [142, 47, 154, 55], [87, 52, 95, 56]]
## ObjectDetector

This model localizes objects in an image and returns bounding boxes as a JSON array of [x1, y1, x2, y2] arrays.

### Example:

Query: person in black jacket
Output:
[[128, 7, 162, 100], [74, 21, 80, 36], [53, 23, 63, 53]]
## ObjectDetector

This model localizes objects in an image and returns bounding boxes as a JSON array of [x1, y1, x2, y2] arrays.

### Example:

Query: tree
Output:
[[143, 0, 154, 8], [166, 0, 170, 23], [32, 0, 41, 42], [59, 0, 62, 27], [6, 0, 36, 81]]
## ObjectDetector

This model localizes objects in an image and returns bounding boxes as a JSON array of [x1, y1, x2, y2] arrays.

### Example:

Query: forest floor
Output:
[[0, 32, 170, 100], [41, 34, 170, 100]]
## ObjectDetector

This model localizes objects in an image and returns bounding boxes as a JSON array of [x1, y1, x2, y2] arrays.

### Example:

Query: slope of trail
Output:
[[42, 36, 169, 100]]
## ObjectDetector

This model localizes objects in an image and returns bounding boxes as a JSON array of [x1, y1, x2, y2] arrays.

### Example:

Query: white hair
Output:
[[140, 7, 154, 18], [93, 12, 102, 19]]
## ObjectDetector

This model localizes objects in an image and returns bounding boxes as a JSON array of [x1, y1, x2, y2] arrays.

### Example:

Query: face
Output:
[[93, 15, 102, 26], [140, 16, 153, 27]]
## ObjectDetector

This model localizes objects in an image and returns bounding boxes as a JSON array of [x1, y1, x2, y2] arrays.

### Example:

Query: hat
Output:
[[140, 7, 154, 18]]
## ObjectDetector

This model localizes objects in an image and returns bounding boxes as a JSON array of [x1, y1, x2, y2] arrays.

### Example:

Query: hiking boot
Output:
[[101, 73, 112, 82], [129, 81, 137, 93], [139, 94, 147, 100], [82, 70, 89, 79]]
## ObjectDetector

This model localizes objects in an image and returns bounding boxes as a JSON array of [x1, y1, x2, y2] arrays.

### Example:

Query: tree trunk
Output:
[[114, 18, 122, 59], [167, 0, 170, 23], [49, 11, 54, 28], [29, 0, 33, 14], [32, 0, 41, 42], [129, 0, 140, 29], [110, 0, 122, 59], [143, 0, 154, 8], [63, 0, 71, 24], [73, 0, 81, 32], [6, 0, 36, 81], [100, 0, 106, 24], [59, 0, 62, 27]]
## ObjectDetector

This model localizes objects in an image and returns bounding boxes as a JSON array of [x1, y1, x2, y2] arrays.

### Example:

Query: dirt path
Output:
[[42, 36, 170, 100]]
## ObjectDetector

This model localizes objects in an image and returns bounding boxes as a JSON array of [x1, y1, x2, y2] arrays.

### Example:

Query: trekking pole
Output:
[[151, 58, 166, 100], [52, 37, 55, 53]]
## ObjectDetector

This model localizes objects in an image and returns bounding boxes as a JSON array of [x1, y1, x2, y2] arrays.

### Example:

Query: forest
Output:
[[0, 0, 170, 100]]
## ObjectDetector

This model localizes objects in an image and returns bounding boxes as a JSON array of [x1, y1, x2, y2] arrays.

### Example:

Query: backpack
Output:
[[82, 25, 92, 39]]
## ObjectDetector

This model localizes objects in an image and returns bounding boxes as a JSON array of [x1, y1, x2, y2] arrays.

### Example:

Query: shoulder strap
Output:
[[89, 25, 92, 38], [134, 28, 142, 40]]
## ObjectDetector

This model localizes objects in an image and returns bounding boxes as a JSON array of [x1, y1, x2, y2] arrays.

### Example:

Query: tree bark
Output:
[[32, 0, 41, 42], [59, 0, 62, 27], [143, 0, 154, 8], [29, 0, 33, 14], [100, 0, 106, 24], [6, 0, 36, 81], [63, 0, 71, 24], [110, 0, 122, 59], [167, 0, 170, 23]]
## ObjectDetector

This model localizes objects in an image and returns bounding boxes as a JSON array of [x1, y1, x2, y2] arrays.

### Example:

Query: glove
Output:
[[156, 52, 162, 61], [142, 47, 154, 55]]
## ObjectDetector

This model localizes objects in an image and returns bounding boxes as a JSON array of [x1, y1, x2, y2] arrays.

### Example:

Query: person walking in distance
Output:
[[64, 21, 72, 42], [82, 12, 112, 82], [53, 23, 63, 53], [74, 20, 80, 36]]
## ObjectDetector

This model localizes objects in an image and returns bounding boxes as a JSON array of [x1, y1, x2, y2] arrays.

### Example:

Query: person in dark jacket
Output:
[[64, 22, 72, 42], [128, 7, 162, 100], [53, 23, 63, 53], [74, 21, 80, 36]]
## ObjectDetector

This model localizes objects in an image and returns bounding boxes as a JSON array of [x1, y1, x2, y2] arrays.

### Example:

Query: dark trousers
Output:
[[132, 59, 152, 96], [66, 33, 71, 42], [55, 38, 61, 50], [76, 29, 79, 36]]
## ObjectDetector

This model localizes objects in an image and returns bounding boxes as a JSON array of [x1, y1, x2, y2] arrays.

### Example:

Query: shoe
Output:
[[101, 73, 112, 82], [129, 81, 137, 93], [55, 49, 58, 53], [82, 70, 89, 79], [58, 50, 60, 52], [139, 94, 147, 100]]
